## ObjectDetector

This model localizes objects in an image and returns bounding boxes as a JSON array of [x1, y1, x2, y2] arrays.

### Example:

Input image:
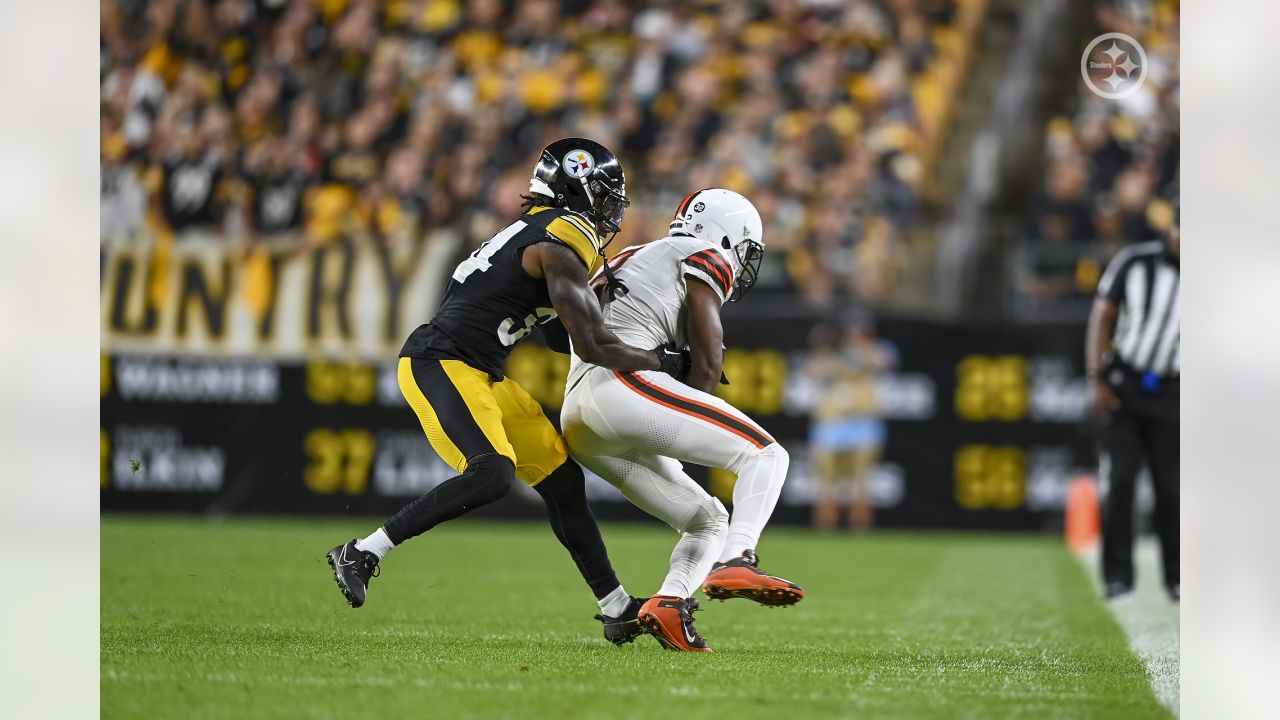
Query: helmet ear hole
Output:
[[721, 237, 731, 249]]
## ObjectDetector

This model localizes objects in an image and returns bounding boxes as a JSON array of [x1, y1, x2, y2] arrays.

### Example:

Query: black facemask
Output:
[[591, 179, 629, 235], [731, 240, 765, 302]]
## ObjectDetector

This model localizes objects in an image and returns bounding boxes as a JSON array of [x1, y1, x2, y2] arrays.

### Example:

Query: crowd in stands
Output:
[[101, 0, 978, 309], [1020, 0, 1179, 306]]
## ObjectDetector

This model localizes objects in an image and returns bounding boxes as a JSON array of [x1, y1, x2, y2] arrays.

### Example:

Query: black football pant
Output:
[[1099, 366, 1179, 591]]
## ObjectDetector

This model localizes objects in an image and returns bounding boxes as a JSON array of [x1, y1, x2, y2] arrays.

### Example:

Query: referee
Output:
[[1085, 218, 1180, 602]]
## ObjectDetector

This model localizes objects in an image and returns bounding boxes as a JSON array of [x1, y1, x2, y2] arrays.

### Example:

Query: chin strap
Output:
[[597, 233, 629, 302]]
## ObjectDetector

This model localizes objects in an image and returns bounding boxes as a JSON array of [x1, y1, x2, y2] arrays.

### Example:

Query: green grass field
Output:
[[102, 516, 1169, 719]]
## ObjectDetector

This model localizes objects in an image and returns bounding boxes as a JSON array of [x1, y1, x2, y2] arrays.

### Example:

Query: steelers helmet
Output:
[[528, 138, 630, 244], [668, 188, 765, 301]]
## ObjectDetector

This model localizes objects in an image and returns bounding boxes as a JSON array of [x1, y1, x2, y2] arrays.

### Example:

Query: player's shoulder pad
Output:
[[677, 236, 735, 302], [544, 209, 600, 269]]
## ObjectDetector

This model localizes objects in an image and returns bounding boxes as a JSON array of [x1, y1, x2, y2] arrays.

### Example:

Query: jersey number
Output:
[[452, 220, 528, 283], [498, 307, 558, 347]]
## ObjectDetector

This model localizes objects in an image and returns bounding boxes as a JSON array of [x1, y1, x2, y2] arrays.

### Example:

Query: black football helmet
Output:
[[529, 138, 630, 246]]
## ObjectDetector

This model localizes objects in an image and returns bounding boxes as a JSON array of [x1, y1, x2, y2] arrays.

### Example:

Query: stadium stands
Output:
[[101, 0, 983, 309], [1015, 0, 1179, 311]]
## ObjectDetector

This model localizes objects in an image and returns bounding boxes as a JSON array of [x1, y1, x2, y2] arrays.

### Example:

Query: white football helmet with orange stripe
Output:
[[668, 188, 765, 301]]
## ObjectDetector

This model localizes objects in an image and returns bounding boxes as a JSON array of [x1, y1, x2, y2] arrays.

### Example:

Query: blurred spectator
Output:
[[1022, 0, 1179, 306], [805, 317, 898, 532], [101, 0, 979, 306]]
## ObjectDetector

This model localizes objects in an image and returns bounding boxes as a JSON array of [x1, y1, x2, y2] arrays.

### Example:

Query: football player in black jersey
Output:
[[327, 139, 689, 644]]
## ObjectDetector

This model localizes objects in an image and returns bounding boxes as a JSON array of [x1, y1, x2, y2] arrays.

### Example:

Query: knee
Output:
[[534, 459, 587, 507], [767, 442, 790, 468], [728, 440, 790, 475], [466, 453, 515, 503], [684, 497, 729, 535]]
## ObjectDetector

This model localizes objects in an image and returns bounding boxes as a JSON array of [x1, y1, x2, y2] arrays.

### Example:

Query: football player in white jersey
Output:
[[561, 188, 803, 652]]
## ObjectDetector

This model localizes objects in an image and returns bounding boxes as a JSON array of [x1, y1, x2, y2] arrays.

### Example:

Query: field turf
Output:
[[102, 516, 1169, 719]]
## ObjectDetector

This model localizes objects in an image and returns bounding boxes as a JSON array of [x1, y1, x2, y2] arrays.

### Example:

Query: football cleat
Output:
[[594, 596, 647, 646], [326, 539, 380, 608], [637, 596, 711, 652], [702, 550, 804, 607]]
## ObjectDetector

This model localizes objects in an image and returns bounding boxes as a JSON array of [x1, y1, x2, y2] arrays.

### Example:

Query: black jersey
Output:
[[161, 154, 224, 231], [250, 170, 309, 234], [400, 206, 602, 380]]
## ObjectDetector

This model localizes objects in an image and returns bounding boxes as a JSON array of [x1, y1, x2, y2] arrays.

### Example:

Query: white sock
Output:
[[598, 584, 632, 617], [354, 528, 394, 559], [720, 444, 789, 562]]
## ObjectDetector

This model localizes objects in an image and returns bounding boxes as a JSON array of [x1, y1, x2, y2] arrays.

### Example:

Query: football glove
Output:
[[653, 343, 692, 380]]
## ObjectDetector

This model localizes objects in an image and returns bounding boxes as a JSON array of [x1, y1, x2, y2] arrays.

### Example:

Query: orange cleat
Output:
[[637, 596, 712, 652], [702, 550, 804, 607]]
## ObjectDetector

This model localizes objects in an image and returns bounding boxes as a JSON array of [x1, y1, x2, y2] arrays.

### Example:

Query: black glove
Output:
[[653, 343, 692, 380], [538, 316, 572, 354]]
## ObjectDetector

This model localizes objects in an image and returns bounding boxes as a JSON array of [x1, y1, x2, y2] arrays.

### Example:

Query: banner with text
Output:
[[101, 236, 1095, 530]]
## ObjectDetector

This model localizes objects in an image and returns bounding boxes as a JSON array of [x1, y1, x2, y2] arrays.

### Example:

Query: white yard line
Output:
[[1078, 538, 1180, 715]]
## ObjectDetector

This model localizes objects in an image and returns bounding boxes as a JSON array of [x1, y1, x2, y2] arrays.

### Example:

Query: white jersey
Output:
[[567, 234, 736, 388]]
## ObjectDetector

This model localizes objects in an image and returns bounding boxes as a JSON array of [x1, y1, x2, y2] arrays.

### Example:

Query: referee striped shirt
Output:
[[1096, 240, 1180, 377]]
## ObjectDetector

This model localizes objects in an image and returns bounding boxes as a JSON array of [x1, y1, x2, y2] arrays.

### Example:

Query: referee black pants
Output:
[[1100, 365, 1179, 592]]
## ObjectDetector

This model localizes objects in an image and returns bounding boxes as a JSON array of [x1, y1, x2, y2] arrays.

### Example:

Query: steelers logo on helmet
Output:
[[562, 150, 595, 179]]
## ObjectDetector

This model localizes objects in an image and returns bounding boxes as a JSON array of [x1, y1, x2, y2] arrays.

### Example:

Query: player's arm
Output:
[[684, 277, 725, 394], [524, 241, 661, 372]]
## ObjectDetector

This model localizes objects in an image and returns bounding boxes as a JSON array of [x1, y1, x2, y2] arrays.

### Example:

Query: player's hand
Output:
[[1088, 380, 1120, 425], [653, 343, 692, 380]]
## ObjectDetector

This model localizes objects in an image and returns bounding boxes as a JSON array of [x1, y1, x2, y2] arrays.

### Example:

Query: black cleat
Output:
[[594, 596, 647, 645], [326, 540, 380, 608], [1103, 581, 1134, 602]]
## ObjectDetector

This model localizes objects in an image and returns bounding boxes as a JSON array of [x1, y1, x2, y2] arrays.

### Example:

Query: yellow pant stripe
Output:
[[437, 359, 518, 464], [397, 357, 468, 473]]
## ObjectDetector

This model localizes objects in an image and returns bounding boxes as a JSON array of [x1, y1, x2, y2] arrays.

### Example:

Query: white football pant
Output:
[[561, 367, 789, 598]]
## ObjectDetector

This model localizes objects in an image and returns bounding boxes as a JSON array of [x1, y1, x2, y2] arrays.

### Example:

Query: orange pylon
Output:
[[1065, 475, 1100, 554]]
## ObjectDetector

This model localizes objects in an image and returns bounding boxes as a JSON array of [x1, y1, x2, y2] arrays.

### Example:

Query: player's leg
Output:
[[598, 370, 803, 606], [573, 446, 728, 599], [566, 437, 724, 651], [326, 357, 516, 608], [491, 375, 638, 640]]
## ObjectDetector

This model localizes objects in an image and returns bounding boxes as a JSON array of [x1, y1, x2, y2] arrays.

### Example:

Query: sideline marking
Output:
[[1078, 538, 1179, 715]]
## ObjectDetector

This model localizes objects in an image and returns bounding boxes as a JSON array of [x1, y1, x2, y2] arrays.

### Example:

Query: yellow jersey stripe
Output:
[[546, 216, 598, 269], [561, 213, 598, 245]]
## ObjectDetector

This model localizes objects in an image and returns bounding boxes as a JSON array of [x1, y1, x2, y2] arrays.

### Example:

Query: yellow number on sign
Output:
[[955, 355, 1028, 421], [506, 344, 569, 410], [304, 428, 375, 495], [716, 349, 786, 414], [707, 467, 737, 505], [954, 445, 1025, 510], [306, 362, 376, 405]]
